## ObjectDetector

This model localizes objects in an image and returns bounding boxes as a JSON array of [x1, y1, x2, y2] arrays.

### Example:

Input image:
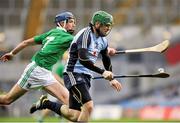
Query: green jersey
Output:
[[31, 27, 73, 71]]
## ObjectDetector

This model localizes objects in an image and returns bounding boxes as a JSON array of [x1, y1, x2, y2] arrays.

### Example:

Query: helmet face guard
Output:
[[95, 25, 112, 37]]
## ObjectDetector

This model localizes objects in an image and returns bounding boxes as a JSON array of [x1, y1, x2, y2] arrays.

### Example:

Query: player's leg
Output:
[[38, 109, 51, 122], [29, 66, 80, 121], [60, 104, 80, 121], [38, 94, 61, 122], [44, 83, 81, 121], [30, 94, 80, 122], [0, 62, 37, 105], [53, 73, 64, 86], [0, 83, 27, 105], [44, 82, 69, 104], [70, 83, 93, 122], [78, 100, 93, 121], [29, 82, 83, 121]]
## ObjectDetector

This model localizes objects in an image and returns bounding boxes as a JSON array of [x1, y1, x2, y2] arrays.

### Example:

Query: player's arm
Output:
[[100, 47, 112, 71], [78, 48, 104, 74], [78, 48, 114, 81], [0, 38, 36, 62], [101, 47, 122, 92], [10, 38, 36, 55], [79, 48, 121, 91]]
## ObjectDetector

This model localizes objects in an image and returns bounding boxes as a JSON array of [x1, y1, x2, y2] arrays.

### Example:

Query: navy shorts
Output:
[[63, 72, 92, 111]]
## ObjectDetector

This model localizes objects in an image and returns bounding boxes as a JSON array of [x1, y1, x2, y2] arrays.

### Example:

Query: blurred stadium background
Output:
[[0, 0, 180, 122]]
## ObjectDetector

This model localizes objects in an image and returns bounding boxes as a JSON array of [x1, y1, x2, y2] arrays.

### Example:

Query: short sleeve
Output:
[[34, 32, 49, 44], [101, 37, 108, 50]]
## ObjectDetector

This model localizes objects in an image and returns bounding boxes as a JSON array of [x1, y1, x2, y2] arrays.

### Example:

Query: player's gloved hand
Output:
[[102, 70, 114, 81], [0, 52, 14, 62], [109, 79, 122, 92]]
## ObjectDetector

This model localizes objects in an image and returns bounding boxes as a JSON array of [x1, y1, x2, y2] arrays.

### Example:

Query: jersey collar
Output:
[[56, 26, 67, 32]]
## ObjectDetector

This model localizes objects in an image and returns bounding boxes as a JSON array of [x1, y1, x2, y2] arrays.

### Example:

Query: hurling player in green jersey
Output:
[[0, 12, 75, 107]]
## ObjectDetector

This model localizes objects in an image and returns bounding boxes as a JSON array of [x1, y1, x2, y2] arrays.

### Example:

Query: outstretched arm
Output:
[[78, 48, 113, 81], [0, 38, 36, 62], [101, 47, 122, 92]]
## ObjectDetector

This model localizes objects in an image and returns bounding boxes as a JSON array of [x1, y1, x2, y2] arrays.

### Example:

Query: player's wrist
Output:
[[100, 69, 105, 74], [9, 51, 15, 56], [110, 78, 115, 81]]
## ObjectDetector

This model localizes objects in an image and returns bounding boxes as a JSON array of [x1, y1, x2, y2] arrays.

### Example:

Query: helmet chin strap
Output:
[[57, 22, 62, 28], [63, 20, 66, 28], [57, 20, 74, 34], [57, 21, 66, 29]]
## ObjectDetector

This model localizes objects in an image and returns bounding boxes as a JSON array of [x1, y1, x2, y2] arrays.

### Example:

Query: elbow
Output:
[[79, 59, 89, 68], [22, 41, 29, 46]]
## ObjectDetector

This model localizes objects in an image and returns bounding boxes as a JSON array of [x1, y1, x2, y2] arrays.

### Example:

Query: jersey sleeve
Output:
[[101, 37, 108, 50], [34, 32, 49, 44], [76, 28, 91, 50]]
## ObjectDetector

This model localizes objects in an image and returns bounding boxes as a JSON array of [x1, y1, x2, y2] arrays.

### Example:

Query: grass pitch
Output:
[[0, 117, 179, 122]]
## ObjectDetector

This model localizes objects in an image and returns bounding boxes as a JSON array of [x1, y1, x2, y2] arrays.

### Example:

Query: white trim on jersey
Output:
[[67, 72, 76, 86], [82, 28, 91, 48]]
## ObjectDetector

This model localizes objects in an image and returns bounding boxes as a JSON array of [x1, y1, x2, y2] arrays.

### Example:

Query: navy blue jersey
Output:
[[65, 26, 108, 76]]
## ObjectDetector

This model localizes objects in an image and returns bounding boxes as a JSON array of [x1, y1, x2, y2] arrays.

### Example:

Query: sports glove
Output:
[[102, 70, 113, 81]]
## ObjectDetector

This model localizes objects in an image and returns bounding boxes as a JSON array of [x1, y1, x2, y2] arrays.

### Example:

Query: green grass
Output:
[[0, 117, 60, 122], [0, 117, 179, 122]]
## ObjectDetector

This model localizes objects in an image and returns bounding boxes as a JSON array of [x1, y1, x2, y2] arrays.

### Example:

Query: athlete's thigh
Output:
[[5, 83, 27, 102], [44, 82, 69, 104], [69, 83, 92, 111]]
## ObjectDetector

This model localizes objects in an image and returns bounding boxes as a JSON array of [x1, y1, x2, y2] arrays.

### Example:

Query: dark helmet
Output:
[[55, 11, 75, 23]]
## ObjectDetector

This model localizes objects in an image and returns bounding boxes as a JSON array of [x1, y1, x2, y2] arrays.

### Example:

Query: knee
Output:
[[69, 114, 79, 122], [86, 104, 93, 114], [68, 110, 80, 122], [83, 101, 94, 114], [60, 105, 80, 122]]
